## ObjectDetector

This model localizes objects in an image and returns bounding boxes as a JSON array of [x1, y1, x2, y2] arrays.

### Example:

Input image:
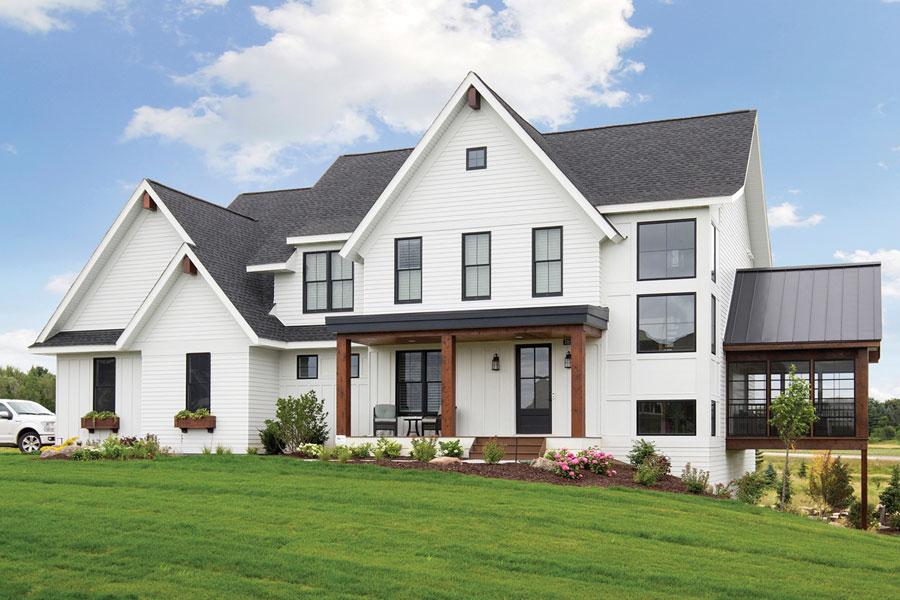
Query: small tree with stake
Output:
[[769, 365, 817, 510]]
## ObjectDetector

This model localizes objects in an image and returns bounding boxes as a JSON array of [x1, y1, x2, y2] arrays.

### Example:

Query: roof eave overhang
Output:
[[597, 189, 741, 215], [28, 344, 119, 355], [246, 262, 291, 273]]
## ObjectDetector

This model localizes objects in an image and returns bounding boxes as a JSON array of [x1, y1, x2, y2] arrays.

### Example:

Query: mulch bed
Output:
[[289, 454, 694, 494]]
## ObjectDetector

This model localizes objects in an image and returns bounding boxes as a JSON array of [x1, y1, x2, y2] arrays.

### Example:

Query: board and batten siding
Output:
[[134, 272, 252, 453], [66, 209, 183, 331], [55, 352, 141, 442], [357, 101, 603, 315]]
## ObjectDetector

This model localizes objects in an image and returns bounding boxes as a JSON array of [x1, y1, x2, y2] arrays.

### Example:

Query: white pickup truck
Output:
[[0, 400, 56, 453]]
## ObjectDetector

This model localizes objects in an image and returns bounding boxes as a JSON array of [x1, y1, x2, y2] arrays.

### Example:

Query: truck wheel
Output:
[[18, 431, 41, 454]]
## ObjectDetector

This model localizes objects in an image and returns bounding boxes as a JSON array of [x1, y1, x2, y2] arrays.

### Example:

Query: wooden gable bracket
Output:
[[182, 256, 197, 275], [141, 191, 157, 211], [466, 85, 481, 110]]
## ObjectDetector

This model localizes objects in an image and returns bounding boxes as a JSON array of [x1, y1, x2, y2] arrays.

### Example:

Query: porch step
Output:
[[469, 437, 546, 461]]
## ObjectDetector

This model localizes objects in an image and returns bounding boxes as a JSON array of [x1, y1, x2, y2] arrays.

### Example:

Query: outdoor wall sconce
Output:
[[564, 351, 572, 369], [491, 353, 500, 371]]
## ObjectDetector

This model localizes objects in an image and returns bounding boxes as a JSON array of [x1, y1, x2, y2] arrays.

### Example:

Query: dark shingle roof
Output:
[[724, 263, 882, 346], [31, 329, 123, 347]]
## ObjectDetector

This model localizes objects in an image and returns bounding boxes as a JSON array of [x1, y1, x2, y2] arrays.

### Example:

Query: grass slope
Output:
[[1, 455, 898, 599]]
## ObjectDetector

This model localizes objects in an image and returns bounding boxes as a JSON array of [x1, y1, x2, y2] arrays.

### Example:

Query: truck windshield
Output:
[[5, 401, 53, 415]]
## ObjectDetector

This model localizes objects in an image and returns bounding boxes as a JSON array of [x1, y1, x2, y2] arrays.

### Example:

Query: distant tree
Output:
[[0, 365, 55, 411], [869, 398, 900, 432], [769, 364, 816, 510]]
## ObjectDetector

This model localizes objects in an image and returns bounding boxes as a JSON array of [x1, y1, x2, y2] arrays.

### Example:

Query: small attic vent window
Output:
[[466, 147, 486, 171]]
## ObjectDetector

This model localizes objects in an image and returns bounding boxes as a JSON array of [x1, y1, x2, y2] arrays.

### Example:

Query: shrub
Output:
[[375, 437, 402, 459], [712, 482, 732, 498], [297, 443, 322, 458], [763, 463, 777, 487], [258, 421, 285, 455], [732, 471, 767, 504], [349, 443, 373, 459], [808, 452, 854, 512], [215, 445, 232, 456], [847, 500, 877, 530], [439, 439, 464, 458], [579, 447, 615, 476], [634, 461, 664, 486], [175, 408, 211, 420], [681, 463, 710, 494], [482, 440, 505, 464], [410, 438, 438, 462], [627, 439, 657, 467], [83, 410, 117, 420], [266, 392, 329, 453], [246, 447, 258, 455], [334, 446, 352, 463], [318, 446, 334, 461], [201, 446, 212, 455], [72, 447, 103, 461], [887, 512, 900, 530], [373, 448, 385, 461], [798, 460, 808, 479], [100, 436, 126, 460], [879, 465, 900, 515], [545, 449, 587, 480]]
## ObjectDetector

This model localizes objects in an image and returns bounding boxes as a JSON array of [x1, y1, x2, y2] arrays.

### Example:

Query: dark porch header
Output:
[[326, 304, 608, 335]]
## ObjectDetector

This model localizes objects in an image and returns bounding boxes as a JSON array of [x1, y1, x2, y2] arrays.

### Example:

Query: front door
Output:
[[516, 344, 552, 434]]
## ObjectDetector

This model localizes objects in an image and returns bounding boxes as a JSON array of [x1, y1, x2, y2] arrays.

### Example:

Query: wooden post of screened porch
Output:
[[570, 326, 586, 437], [336, 334, 351, 436], [441, 333, 457, 437]]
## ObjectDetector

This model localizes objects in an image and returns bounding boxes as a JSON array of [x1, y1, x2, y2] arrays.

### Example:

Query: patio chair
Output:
[[373, 404, 397, 436], [421, 409, 441, 437]]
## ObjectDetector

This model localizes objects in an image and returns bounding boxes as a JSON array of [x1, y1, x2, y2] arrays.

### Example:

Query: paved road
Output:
[[762, 451, 900, 462]]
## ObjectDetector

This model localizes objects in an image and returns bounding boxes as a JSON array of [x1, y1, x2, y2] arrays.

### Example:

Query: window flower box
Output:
[[174, 415, 216, 433], [81, 414, 119, 433]]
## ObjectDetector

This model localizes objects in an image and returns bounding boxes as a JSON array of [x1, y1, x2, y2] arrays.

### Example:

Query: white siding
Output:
[[134, 272, 252, 453], [55, 352, 141, 443], [248, 347, 279, 450], [66, 209, 182, 330], [358, 101, 603, 314]]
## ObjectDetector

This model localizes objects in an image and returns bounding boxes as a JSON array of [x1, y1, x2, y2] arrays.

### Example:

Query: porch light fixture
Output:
[[564, 351, 572, 369], [491, 353, 500, 371]]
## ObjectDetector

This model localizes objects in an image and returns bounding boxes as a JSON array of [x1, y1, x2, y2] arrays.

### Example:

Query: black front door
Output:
[[516, 344, 552, 434]]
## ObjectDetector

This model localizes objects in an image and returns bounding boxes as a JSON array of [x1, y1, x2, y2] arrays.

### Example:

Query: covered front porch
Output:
[[326, 305, 608, 440]]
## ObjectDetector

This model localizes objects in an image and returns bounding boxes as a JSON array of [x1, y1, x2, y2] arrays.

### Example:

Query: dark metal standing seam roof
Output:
[[724, 263, 882, 346]]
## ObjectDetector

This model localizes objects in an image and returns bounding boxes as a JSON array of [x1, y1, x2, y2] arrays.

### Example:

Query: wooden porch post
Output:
[[570, 326, 586, 438], [441, 334, 457, 437], [861, 446, 869, 529], [336, 335, 351, 436]]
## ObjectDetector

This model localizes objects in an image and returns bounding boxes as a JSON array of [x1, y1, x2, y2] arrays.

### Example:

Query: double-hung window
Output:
[[303, 251, 354, 313], [186, 353, 211, 412], [533, 226, 562, 297], [637, 219, 696, 280], [93, 358, 116, 413], [637, 293, 696, 353], [462, 232, 490, 300], [395, 237, 422, 303]]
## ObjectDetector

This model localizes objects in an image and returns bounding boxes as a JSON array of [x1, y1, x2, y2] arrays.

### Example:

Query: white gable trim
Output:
[[341, 73, 622, 261], [246, 262, 291, 273], [35, 180, 193, 344], [743, 121, 773, 267], [597, 190, 742, 214], [29, 344, 119, 356], [286, 232, 352, 246], [117, 244, 259, 349]]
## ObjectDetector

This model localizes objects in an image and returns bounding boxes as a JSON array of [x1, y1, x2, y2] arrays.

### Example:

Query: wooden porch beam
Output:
[[336, 335, 351, 436], [441, 334, 457, 437], [570, 326, 586, 437]]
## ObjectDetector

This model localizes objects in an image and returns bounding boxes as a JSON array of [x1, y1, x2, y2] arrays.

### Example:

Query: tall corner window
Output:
[[462, 232, 491, 300], [813, 360, 855, 437], [727, 362, 767, 436], [395, 237, 422, 303], [297, 355, 319, 380], [186, 353, 211, 412], [93, 357, 116, 413], [637, 219, 696, 280], [533, 226, 562, 297], [351, 353, 360, 379], [710, 295, 717, 355], [637, 400, 696, 436], [303, 250, 354, 313], [711, 222, 717, 282], [466, 146, 486, 170], [711, 400, 717, 437], [637, 293, 696, 353]]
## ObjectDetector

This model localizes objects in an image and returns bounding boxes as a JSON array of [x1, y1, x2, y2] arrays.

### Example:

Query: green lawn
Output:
[[1, 455, 898, 599]]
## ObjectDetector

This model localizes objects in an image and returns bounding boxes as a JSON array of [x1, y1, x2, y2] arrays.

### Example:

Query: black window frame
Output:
[[351, 353, 360, 379], [637, 218, 697, 281], [532, 226, 563, 298], [394, 237, 423, 304], [711, 294, 717, 355], [302, 250, 354, 313], [92, 357, 116, 413], [297, 355, 319, 380], [466, 146, 486, 170], [636, 292, 697, 354], [185, 353, 211, 412], [461, 231, 491, 301], [636, 400, 697, 436], [711, 222, 717, 282], [395, 350, 442, 417], [711, 400, 717, 437]]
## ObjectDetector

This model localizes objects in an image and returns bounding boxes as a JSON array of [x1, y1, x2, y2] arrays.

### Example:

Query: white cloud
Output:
[[124, 0, 649, 182], [878, 160, 888, 170], [891, 145, 900, 152], [44, 272, 77, 295], [767, 202, 824, 229], [0, 329, 53, 372], [0, 0, 105, 33], [787, 188, 801, 195], [834, 248, 900, 297], [179, 0, 228, 17], [1, 142, 16, 155]]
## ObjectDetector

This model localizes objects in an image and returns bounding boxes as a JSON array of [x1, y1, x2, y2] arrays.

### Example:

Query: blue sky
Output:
[[1, 0, 899, 397]]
